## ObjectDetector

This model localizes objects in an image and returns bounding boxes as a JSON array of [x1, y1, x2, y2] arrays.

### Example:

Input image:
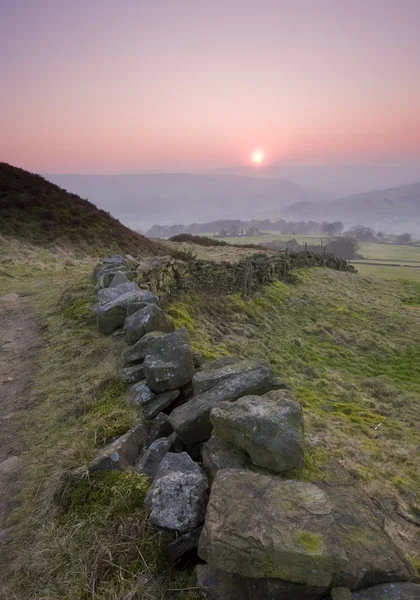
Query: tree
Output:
[[322, 221, 343, 237], [344, 226, 376, 242], [395, 233, 412, 244], [327, 237, 358, 260]]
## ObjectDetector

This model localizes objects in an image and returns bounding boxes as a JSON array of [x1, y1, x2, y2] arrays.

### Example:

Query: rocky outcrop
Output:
[[210, 390, 304, 473]]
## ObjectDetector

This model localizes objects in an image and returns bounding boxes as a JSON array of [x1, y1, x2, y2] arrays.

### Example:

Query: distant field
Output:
[[358, 242, 420, 262], [352, 263, 420, 282], [217, 233, 324, 245]]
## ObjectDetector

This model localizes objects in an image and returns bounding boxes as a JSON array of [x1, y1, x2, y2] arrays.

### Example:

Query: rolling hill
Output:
[[285, 180, 420, 232], [0, 163, 165, 255], [45, 172, 327, 230]]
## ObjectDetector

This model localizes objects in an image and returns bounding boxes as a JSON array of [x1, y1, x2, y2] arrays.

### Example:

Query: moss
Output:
[[298, 531, 324, 554]]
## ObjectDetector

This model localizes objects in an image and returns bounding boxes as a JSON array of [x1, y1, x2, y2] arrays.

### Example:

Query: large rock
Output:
[[199, 470, 416, 591], [89, 422, 146, 471], [169, 362, 282, 444], [123, 331, 165, 366], [210, 390, 305, 473], [134, 437, 172, 479], [143, 329, 195, 393], [199, 469, 345, 588], [353, 584, 420, 599], [97, 282, 140, 305], [145, 452, 203, 506], [96, 290, 156, 335], [124, 305, 175, 345], [202, 433, 249, 481]]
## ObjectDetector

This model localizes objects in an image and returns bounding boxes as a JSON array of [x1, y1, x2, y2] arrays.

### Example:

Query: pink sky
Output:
[[1, 0, 420, 173]]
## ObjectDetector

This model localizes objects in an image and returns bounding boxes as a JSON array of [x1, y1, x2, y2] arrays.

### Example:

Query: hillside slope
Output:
[[285, 181, 420, 231], [0, 163, 165, 255]]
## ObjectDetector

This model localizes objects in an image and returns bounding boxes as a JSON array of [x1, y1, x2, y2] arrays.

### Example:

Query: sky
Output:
[[1, 0, 420, 174]]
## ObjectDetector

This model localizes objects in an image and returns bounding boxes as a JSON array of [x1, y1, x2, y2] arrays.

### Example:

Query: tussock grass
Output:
[[0, 242, 199, 600], [167, 268, 420, 571]]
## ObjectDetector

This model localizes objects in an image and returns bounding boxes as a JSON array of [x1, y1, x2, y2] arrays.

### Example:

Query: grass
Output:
[[0, 237, 199, 600], [1, 234, 419, 596], [166, 268, 420, 570], [354, 263, 420, 282]]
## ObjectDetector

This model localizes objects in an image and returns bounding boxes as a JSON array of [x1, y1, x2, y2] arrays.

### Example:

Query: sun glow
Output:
[[251, 149, 264, 164]]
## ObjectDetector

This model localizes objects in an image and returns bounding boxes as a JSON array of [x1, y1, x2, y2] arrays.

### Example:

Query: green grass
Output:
[[354, 263, 420, 282], [0, 238, 199, 600], [357, 242, 420, 262], [167, 268, 420, 569]]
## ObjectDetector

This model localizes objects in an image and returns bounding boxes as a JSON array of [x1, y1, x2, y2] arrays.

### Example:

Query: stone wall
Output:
[[130, 251, 356, 303]]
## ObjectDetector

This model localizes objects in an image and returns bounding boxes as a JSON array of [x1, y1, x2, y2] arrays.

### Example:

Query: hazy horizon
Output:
[[2, 0, 420, 174]]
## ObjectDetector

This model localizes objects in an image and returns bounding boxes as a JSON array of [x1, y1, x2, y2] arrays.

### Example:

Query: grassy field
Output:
[[167, 268, 420, 572], [353, 263, 420, 282], [1, 235, 420, 598]]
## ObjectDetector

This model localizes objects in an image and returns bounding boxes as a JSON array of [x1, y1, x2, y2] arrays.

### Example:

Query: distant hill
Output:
[[284, 181, 420, 232], [45, 172, 327, 230], [0, 163, 165, 255], [210, 163, 420, 198]]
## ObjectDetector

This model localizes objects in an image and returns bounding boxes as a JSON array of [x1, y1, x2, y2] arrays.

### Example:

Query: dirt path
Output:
[[0, 293, 43, 551]]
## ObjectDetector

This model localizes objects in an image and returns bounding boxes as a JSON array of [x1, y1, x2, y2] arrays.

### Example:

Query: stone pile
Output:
[[89, 256, 419, 600]]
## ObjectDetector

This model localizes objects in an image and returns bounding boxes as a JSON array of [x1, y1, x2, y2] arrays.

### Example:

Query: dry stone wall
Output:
[[103, 250, 356, 303], [89, 256, 418, 600]]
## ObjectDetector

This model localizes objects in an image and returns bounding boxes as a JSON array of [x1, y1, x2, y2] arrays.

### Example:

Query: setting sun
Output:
[[251, 149, 264, 164]]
